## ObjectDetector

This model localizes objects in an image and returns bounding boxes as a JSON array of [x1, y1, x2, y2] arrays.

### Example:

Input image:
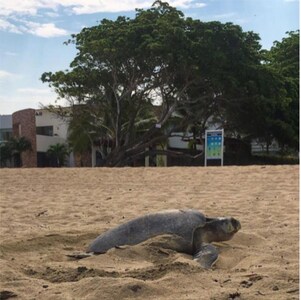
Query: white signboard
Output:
[[205, 129, 224, 166]]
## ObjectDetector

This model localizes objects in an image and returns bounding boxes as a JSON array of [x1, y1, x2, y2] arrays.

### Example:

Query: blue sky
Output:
[[0, 0, 299, 115]]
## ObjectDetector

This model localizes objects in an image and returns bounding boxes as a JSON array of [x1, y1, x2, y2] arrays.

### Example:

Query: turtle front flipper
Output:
[[193, 244, 218, 269]]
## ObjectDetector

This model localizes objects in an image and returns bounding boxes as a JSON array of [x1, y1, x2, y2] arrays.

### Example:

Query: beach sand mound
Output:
[[0, 166, 299, 299]]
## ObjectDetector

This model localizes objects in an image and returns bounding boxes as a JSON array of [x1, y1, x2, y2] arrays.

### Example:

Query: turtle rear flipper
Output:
[[193, 244, 218, 269]]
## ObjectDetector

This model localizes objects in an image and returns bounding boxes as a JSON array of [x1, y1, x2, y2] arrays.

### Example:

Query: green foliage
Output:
[[0, 143, 12, 167], [67, 105, 98, 154], [0, 136, 32, 167], [8, 136, 32, 167], [175, 20, 263, 135], [9, 136, 32, 154], [257, 31, 299, 149], [47, 143, 69, 167], [214, 31, 299, 152], [42, 2, 192, 166]]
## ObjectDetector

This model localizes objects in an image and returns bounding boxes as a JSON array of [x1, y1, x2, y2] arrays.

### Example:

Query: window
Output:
[[36, 126, 53, 136], [0, 129, 12, 141]]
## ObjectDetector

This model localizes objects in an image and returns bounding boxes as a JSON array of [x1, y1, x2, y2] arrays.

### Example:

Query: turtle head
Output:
[[217, 217, 241, 241], [202, 217, 241, 243]]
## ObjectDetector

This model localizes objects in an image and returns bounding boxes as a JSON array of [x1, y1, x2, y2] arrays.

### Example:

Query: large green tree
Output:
[[41, 2, 203, 166]]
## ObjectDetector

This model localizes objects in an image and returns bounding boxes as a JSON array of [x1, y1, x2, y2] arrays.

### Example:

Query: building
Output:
[[9, 108, 73, 167], [1, 107, 281, 168]]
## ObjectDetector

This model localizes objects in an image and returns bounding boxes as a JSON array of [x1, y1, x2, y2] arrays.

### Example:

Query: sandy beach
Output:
[[0, 165, 299, 299]]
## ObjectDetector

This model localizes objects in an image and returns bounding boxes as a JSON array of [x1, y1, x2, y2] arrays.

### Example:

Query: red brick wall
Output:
[[12, 109, 37, 167]]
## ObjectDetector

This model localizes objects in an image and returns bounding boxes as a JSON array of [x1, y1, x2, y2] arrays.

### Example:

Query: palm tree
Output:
[[9, 136, 32, 167], [0, 143, 12, 167], [47, 143, 69, 167]]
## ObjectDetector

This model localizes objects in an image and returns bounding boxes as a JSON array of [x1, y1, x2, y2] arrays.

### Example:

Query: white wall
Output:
[[251, 139, 280, 153], [35, 110, 69, 139], [168, 132, 202, 150], [36, 135, 66, 152], [35, 110, 70, 156]]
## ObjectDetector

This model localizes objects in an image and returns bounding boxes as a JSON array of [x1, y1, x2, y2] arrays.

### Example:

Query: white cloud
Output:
[[197, 12, 250, 25], [194, 3, 207, 8], [0, 83, 60, 114], [0, 18, 22, 33], [17, 88, 52, 95], [211, 13, 236, 20], [0, 94, 57, 114], [0, 70, 18, 80], [0, 1, 205, 36], [0, 96, 30, 115], [24, 21, 68, 37], [234, 18, 249, 25], [0, 17, 69, 37], [4, 51, 18, 56], [45, 11, 60, 18], [199, 12, 236, 21], [0, 0, 206, 16], [0, 87, 58, 114], [70, 0, 205, 14], [0, 0, 57, 16], [69, 0, 206, 14]]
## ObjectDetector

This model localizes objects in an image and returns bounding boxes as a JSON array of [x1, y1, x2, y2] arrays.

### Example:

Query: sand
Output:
[[0, 165, 299, 300]]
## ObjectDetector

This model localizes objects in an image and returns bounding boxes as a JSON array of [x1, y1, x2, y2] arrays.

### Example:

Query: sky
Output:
[[0, 0, 299, 115]]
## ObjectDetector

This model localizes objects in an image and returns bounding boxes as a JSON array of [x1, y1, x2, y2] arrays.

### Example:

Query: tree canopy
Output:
[[41, 2, 299, 166]]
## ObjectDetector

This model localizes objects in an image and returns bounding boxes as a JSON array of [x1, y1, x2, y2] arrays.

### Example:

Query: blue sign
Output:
[[205, 130, 224, 166]]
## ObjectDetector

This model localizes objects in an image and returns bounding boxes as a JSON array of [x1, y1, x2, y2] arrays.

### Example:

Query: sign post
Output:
[[204, 129, 224, 166]]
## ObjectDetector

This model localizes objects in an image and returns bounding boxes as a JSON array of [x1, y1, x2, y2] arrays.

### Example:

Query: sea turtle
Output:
[[69, 209, 241, 269]]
